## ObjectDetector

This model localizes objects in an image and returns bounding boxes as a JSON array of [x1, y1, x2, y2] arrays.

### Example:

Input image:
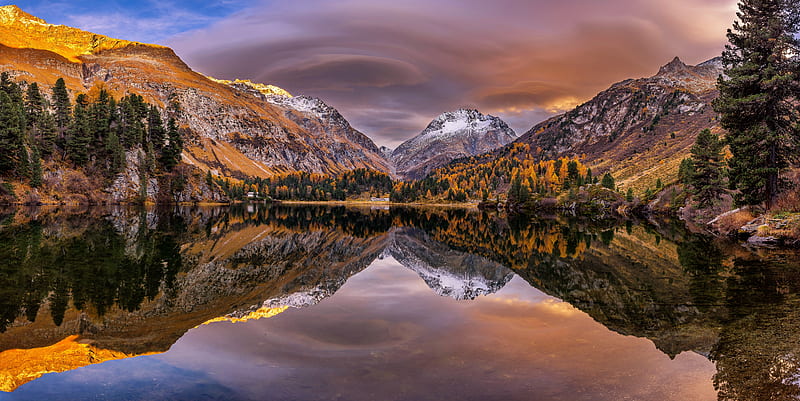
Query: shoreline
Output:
[[277, 200, 479, 208], [0, 200, 479, 209]]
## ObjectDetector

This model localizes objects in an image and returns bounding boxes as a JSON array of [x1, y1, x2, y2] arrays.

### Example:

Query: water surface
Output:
[[0, 205, 796, 400]]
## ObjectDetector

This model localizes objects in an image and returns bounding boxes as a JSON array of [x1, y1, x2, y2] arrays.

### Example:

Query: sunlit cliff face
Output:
[[0, 5, 162, 62]]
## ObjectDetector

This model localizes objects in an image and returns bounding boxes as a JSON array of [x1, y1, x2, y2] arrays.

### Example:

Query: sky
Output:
[[10, 0, 739, 148]]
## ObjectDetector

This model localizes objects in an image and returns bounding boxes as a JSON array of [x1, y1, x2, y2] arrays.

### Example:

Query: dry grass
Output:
[[712, 209, 756, 235], [771, 173, 800, 214]]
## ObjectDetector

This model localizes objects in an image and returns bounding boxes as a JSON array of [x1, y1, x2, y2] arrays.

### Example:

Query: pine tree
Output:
[[24, 82, 45, 121], [52, 78, 71, 145], [690, 129, 726, 207], [146, 105, 166, 150], [0, 91, 23, 173], [159, 114, 183, 171], [106, 130, 125, 176], [601, 173, 615, 190], [626, 188, 634, 202], [713, 0, 800, 207], [24, 82, 56, 156], [66, 94, 92, 166], [118, 95, 145, 148], [678, 158, 695, 185], [89, 88, 112, 159]]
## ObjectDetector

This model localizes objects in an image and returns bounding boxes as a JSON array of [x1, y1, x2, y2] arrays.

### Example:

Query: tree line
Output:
[[0, 74, 183, 188], [212, 168, 393, 201]]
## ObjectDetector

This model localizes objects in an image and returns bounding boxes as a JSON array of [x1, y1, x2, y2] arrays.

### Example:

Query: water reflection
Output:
[[0, 204, 797, 400]]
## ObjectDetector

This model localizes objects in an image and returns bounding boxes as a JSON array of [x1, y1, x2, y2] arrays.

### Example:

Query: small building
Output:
[[370, 197, 390, 202]]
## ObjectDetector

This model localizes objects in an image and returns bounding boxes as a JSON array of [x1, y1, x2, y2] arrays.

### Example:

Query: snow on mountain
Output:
[[391, 108, 516, 179]]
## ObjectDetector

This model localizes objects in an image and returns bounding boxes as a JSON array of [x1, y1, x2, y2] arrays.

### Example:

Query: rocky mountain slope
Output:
[[392, 109, 516, 179], [0, 5, 388, 184], [517, 57, 723, 193]]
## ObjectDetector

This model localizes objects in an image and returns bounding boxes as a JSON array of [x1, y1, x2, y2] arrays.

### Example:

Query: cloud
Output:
[[257, 55, 427, 91], [166, 0, 739, 146]]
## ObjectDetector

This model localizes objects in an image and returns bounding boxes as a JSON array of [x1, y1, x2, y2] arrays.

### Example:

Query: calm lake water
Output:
[[0, 204, 797, 400]]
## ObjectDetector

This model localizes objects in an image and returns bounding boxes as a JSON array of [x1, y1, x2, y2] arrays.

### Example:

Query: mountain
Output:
[[391, 108, 516, 180], [0, 5, 388, 187], [516, 57, 722, 193]]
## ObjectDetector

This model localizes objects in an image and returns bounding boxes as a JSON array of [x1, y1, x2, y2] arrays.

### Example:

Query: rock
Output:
[[746, 235, 781, 247]]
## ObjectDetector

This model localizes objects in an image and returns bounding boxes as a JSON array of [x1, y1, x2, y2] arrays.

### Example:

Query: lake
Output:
[[0, 204, 797, 400]]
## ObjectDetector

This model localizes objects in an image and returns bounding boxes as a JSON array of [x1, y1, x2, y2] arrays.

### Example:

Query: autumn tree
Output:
[[713, 0, 800, 207]]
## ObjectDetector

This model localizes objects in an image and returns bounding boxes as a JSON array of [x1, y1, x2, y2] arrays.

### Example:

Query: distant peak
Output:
[[657, 56, 688, 75]]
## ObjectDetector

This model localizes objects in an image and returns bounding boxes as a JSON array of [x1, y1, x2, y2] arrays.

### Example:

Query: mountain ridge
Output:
[[514, 56, 722, 193]]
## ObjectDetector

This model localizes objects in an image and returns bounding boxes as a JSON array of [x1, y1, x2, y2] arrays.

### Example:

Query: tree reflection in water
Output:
[[0, 204, 799, 400]]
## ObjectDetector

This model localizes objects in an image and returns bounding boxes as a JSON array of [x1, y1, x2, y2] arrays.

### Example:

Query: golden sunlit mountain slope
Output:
[[0, 5, 388, 186]]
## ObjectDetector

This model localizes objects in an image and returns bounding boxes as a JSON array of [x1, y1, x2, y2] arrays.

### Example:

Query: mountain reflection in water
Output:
[[0, 204, 797, 400]]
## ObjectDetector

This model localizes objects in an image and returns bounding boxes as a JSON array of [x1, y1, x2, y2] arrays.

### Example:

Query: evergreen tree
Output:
[[0, 91, 23, 173], [118, 95, 145, 148], [66, 94, 92, 166], [626, 188, 634, 202], [24, 82, 45, 121], [678, 158, 695, 185], [24, 82, 56, 156], [601, 173, 615, 190], [89, 88, 112, 159], [159, 103, 183, 171], [51, 78, 71, 148], [106, 130, 125, 176], [713, 0, 800, 207], [146, 105, 166, 150], [690, 129, 726, 207]]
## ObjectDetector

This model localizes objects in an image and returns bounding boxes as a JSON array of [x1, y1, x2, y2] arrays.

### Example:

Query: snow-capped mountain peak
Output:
[[391, 108, 517, 179]]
